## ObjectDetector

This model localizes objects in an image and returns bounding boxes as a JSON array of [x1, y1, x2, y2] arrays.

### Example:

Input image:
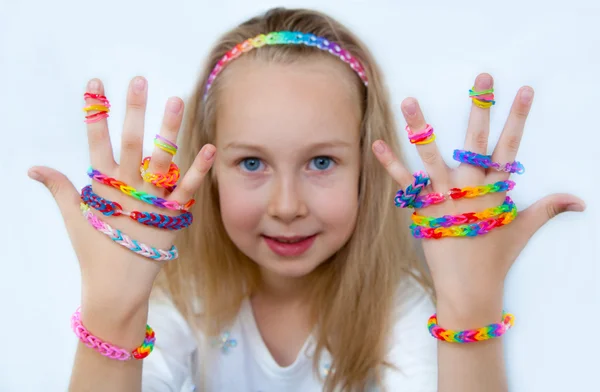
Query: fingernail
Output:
[[28, 169, 42, 181], [87, 79, 100, 93], [476, 74, 493, 90], [404, 101, 417, 116], [203, 146, 215, 160], [566, 203, 585, 212], [167, 98, 182, 114], [520, 87, 534, 104], [374, 141, 386, 154], [133, 77, 146, 94]]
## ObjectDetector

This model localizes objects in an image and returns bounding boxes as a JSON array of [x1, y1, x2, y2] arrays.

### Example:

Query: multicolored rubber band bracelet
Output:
[[71, 307, 155, 360], [87, 167, 195, 212], [406, 124, 436, 145], [410, 202, 518, 239], [80, 185, 193, 230], [454, 149, 525, 174], [409, 180, 516, 209], [411, 196, 515, 228], [469, 87, 496, 109], [394, 171, 430, 208], [428, 312, 514, 343], [204, 31, 368, 100], [140, 157, 180, 191], [81, 203, 179, 260]]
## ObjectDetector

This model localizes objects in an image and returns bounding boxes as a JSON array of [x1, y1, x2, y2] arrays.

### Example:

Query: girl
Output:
[[28, 7, 585, 392]]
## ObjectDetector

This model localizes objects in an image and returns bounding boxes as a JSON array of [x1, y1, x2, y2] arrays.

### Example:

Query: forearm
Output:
[[436, 287, 508, 392], [69, 304, 149, 392]]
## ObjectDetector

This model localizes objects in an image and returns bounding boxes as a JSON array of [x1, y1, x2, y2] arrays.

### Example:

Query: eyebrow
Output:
[[223, 140, 353, 152]]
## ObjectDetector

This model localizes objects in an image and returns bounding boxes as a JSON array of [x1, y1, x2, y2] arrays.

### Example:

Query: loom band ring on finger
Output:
[[80, 185, 193, 230], [154, 136, 178, 156], [154, 134, 178, 150], [453, 149, 525, 175], [406, 124, 436, 144], [410, 202, 518, 239], [411, 196, 515, 228], [140, 157, 180, 191], [411, 180, 516, 209], [87, 167, 195, 212], [80, 203, 179, 261], [469, 87, 496, 108], [84, 92, 111, 107], [394, 171, 431, 208]]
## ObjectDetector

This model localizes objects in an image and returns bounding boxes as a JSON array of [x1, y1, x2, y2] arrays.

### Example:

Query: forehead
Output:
[[215, 56, 362, 148]]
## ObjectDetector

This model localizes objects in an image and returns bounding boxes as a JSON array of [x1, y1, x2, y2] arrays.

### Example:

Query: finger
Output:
[[119, 76, 148, 182], [85, 79, 117, 171], [28, 166, 81, 222], [372, 140, 414, 188], [146, 97, 184, 177], [512, 193, 585, 248], [169, 144, 216, 202], [401, 98, 449, 189], [462, 73, 494, 180], [488, 86, 534, 182]]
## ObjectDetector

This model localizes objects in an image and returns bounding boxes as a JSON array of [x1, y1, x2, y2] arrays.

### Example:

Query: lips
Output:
[[262, 234, 317, 257]]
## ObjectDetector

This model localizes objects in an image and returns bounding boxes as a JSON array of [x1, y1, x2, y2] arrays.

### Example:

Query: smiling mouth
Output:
[[262, 234, 318, 257]]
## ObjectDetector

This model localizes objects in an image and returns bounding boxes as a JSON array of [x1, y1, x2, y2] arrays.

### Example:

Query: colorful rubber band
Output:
[[81, 203, 179, 260], [87, 167, 195, 212], [155, 134, 178, 150], [469, 87, 496, 109], [406, 124, 436, 145], [428, 312, 514, 343], [394, 171, 430, 208], [140, 157, 180, 190], [71, 307, 155, 360], [412, 196, 515, 228], [80, 185, 192, 230], [408, 179, 515, 209], [410, 202, 518, 238], [83, 93, 110, 124], [204, 31, 368, 100], [454, 149, 525, 174], [154, 137, 177, 156]]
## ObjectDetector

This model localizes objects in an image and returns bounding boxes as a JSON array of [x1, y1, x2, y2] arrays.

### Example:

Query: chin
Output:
[[258, 256, 324, 279]]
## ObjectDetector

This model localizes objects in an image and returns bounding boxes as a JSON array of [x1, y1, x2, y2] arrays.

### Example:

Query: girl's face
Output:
[[214, 57, 362, 283]]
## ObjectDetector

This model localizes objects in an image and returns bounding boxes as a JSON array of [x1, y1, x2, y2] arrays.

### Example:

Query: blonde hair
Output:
[[155, 7, 433, 392]]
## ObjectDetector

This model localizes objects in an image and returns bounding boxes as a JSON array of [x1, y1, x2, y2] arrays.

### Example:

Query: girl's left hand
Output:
[[372, 73, 585, 322]]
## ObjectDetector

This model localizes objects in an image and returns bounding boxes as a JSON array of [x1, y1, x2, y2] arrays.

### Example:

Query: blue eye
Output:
[[240, 158, 263, 172], [309, 156, 333, 171]]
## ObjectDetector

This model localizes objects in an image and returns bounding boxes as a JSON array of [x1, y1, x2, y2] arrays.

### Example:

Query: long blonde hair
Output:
[[155, 7, 433, 391]]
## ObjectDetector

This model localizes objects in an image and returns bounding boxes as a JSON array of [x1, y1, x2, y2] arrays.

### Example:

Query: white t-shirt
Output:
[[142, 278, 437, 392]]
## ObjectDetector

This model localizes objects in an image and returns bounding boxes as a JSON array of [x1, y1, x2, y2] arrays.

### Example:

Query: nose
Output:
[[267, 175, 308, 222]]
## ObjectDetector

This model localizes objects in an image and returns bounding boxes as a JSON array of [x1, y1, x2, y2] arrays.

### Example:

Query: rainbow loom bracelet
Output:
[[87, 167, 195, 212], [428, 312, 515, 343], [469, 87, 496, 109], [81, 203, 179, 261], [140, 157, 180, 190], [80, 185, 192, 230], [204, 31, 368, 99], [394, 171, 430, 208], [71, 307, 155, 360], [412, 196, 515, 228], [454, 149, 525, 174], [410, 203, 518, 239]]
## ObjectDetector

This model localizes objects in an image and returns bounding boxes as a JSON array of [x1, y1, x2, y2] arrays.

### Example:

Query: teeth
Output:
[[276, 238, 304, 244]]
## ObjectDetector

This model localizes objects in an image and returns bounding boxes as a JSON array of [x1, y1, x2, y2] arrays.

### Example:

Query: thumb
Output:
[[516, 193, 586, 240], [28, 166, 81, 220]]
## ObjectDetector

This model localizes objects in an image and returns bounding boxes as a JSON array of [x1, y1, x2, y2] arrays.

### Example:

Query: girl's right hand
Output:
[[28, 76, 215, 319]]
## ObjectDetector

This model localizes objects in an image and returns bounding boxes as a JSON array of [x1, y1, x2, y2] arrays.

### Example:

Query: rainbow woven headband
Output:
[[203, 31, 368, 99]]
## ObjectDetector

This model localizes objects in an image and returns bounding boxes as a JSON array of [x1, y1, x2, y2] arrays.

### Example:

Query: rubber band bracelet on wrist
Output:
[[140, 157, 180, 191], [410, 202, 517, 238], [87, 167, 195, 212], [81, 203, 179, 261], [454, 149, 525, 174], [81, 185, 193, 230], [71, 307, 155, 360], [411, 196, 515, 228], [427, 312, 514, 343]]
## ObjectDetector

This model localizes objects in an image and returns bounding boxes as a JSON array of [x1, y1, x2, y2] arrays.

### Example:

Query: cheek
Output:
[[218, 175, 266, 233], [310, 173, 359, 232]]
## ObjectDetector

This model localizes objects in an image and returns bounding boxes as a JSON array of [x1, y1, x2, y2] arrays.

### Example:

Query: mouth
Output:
[[262, 234, 318, 257]]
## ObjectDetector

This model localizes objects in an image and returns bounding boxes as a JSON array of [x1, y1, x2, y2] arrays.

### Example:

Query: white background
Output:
[[1, 0, 598, 391]]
